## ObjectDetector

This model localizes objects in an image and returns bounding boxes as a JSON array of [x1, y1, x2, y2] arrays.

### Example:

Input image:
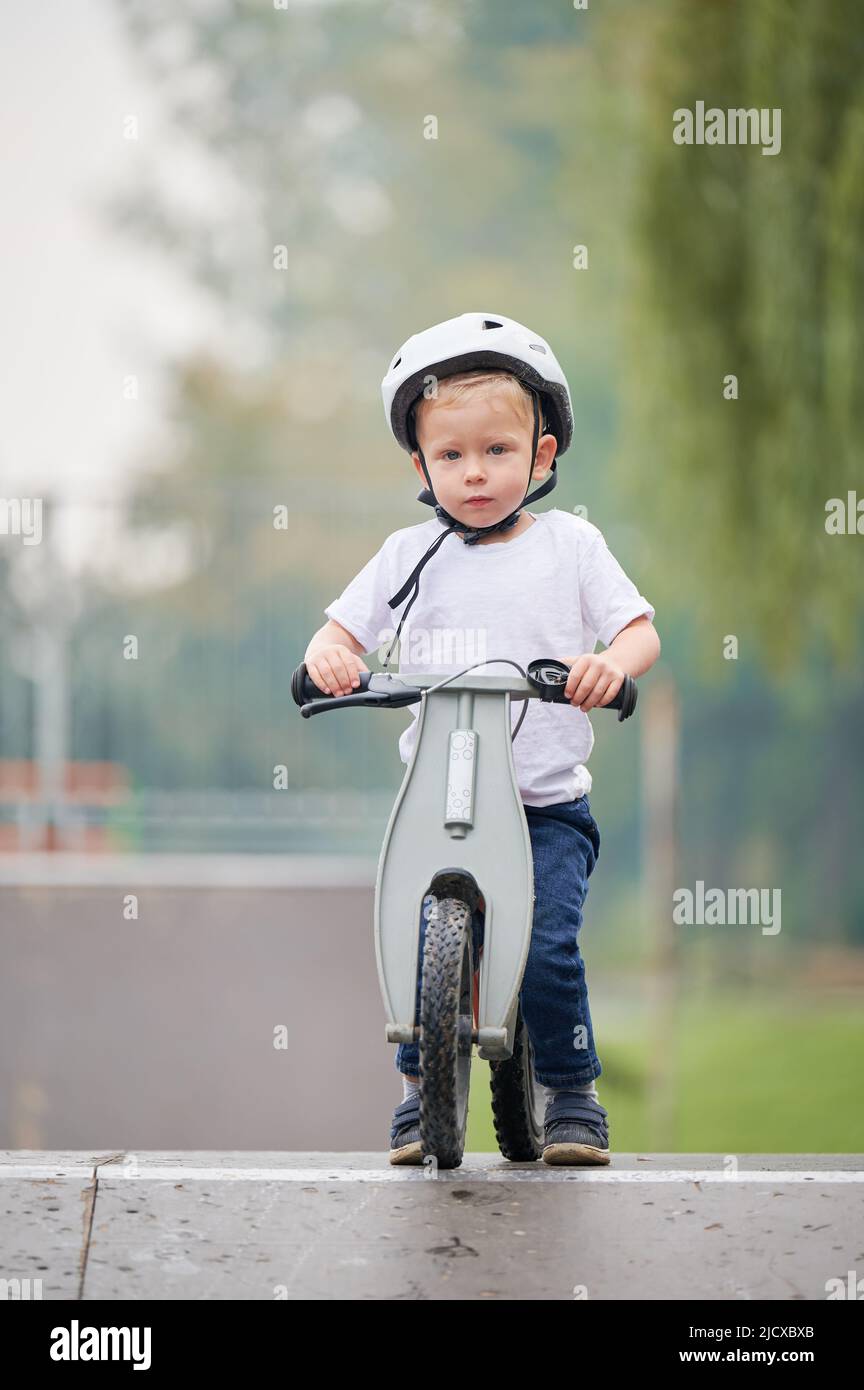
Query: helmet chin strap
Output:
[[381, 388, 558, 669]]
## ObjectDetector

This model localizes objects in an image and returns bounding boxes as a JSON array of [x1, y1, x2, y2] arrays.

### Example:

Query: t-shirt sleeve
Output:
[[323, 540, 396, 656], [579, 531, 656, 648]]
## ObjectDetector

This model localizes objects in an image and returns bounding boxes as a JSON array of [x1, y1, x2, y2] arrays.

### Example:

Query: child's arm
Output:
[[305, 619, 370, 697], [563, 614, 661, 712], [605, 614, 661, 677], [310, 534, 396, 695], [559, 520, 660, 712]]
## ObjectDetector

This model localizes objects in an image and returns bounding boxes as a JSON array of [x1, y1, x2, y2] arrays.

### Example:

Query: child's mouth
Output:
[[465, 497, 493, 507]]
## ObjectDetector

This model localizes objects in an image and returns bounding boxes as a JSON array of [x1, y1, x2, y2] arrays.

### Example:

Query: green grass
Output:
[[466, 993, 864, 1153]]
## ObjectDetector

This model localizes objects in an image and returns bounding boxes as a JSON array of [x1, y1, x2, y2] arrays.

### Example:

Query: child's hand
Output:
[[560, 653, 626, 712], [306, 645, 370, 697]]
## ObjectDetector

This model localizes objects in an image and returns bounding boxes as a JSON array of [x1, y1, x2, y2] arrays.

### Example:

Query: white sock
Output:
[[544, 1079, 599, 1106], [401, 1075, 420, 1101]]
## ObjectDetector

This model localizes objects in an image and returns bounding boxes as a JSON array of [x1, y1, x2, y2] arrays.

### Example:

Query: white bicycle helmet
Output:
[[378, 311, 574, 668], [382, 310, 573, 458]]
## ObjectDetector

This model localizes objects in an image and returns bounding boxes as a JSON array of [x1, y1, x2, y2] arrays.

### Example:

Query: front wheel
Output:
[[419, 896, 474, 1170], [489, 1005, 544, 1161]]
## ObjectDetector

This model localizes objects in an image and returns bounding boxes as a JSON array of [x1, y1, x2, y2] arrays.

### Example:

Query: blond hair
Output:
[[411, 369, 536, 446]]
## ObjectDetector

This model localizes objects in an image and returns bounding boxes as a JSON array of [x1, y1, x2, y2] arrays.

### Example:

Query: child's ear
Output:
[[533, 432, 558, 478]]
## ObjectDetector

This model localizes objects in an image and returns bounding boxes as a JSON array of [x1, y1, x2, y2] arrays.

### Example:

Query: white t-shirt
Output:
[[324, 508, 655, 807]]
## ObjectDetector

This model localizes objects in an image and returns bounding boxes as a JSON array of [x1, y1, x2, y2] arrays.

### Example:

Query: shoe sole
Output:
[[389, 1141, 610, 1165], [541, 1141, 611, 1166], [389, 1138, 423, 1165]]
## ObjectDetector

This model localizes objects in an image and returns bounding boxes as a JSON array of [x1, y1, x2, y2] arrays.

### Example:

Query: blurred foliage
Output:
[[105, 0, 864, 669], [469, 991, 864, 1152], [608, 0, 864, 671], [1, 0, 862, 951]]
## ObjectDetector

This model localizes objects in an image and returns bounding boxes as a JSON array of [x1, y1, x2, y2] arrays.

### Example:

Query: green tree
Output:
[[609, 0, 864, 670]]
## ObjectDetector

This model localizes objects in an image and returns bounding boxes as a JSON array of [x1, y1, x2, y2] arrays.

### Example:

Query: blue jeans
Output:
[[394, 795, 602, 1087]]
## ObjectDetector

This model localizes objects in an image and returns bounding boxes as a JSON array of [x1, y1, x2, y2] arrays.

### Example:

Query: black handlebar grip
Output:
[[608, 673, 638, 720], [290, 662, 374, 706], [571, 672, 636, 719]]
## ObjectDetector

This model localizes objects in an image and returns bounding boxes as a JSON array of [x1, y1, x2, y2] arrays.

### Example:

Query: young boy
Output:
[[304, 312, 660, 1166]]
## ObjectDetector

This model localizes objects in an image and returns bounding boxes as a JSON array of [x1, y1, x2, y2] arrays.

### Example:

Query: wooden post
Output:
[[640, 665, 681, 1152]]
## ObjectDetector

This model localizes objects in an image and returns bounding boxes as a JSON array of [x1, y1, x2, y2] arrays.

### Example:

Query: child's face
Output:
[[411, 385, 557, 531]]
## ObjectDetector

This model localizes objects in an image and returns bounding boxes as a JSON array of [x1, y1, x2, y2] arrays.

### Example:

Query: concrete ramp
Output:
[[1, 1151, 861, 1300]]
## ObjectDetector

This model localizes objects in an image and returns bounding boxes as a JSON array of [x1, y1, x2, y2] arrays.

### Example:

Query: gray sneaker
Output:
[[389, 1094, 423, 1165], [542, 1091, 611, 1166]]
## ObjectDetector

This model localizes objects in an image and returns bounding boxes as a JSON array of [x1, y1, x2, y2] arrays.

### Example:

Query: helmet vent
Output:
[[481, 319, 503, 330], [529, 342, 547, 353], [391, 356, 401, 369]]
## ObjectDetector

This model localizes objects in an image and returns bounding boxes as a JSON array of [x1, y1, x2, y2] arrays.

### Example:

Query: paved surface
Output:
[[0, 854, 378, 888], [0, 876, 642, 1153], [2, 1152, 862, 1300], [0, 880, 396, 1151]]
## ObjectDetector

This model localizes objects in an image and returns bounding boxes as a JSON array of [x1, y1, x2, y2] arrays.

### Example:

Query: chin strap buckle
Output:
[[433, 504, 522, 545]]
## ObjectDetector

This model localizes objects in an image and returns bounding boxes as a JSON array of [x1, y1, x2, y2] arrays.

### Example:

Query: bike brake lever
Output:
[[300, 685, 422, 718]]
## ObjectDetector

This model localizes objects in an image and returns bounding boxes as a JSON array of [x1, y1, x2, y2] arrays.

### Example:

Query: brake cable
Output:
[[420, 658, 530, 743]]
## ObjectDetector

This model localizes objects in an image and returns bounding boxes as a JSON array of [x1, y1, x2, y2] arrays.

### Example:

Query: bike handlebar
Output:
[[291, 660, 638, 722]]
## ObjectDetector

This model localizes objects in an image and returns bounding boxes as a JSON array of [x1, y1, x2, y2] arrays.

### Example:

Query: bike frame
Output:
[[374, 671, 541, 1064]]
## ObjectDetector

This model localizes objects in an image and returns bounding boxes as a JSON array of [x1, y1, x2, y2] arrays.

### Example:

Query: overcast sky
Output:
[[0, 1, 229, 508]]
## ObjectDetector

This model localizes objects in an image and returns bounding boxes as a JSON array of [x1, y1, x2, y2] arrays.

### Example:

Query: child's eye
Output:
[[440, 445, 507, 460]]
